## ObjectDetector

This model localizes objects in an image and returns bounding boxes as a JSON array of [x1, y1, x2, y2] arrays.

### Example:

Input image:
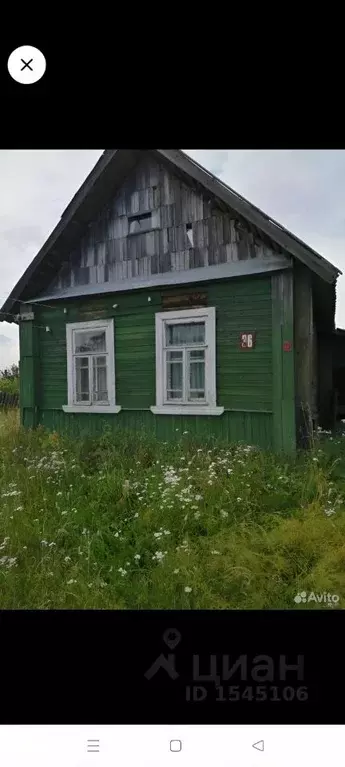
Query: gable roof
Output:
[[1, 148, 341, 322]]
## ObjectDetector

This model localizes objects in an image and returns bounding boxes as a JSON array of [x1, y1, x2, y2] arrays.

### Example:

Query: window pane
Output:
[[92, 356, 108, 402], [166, 356, 183, 400], [189, 363, 205, 389], [74, 329, 106, 353], [167, 390, 183, 400], [189, 355, 205, 400], [167, 362, 183, 389], [189, 349, 205, 360], [75, 357, 90, 402], [189, 390, 205, 400], [166, 350, 183, 361], [166, 322, 205, 346]]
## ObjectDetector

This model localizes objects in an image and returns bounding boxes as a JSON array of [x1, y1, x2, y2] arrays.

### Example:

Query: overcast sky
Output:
[[1, 149, 345, 368]]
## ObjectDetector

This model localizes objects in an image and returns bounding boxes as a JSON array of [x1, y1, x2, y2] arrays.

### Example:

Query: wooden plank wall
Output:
[[47, 155, 281, 294], [30, 275, 274, 449]]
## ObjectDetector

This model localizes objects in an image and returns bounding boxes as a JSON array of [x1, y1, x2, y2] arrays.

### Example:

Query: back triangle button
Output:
[[252, 740, 264, 752]]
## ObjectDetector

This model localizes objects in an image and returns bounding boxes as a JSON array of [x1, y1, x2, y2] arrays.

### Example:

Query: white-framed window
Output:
[[150, 307, 224, 416], [63, 319, 121, 414]]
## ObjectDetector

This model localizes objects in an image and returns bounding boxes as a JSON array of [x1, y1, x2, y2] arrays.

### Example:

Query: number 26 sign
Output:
[[240, 332, 256, 349]]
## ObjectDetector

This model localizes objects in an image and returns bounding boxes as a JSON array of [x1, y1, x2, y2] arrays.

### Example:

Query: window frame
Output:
[[151, 306, 224, 416], [63, 318, 121, 414]]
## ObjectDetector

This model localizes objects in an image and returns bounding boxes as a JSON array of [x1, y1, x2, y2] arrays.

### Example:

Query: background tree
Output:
[[0, 362, 20, 393]]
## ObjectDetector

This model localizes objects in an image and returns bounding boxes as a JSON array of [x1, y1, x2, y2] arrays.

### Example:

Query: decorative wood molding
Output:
[[63, 405, 122, 414], [162, 292, 207, 310], [150, 405, 224, 416], [154, 306, 219, 412], [65, 318, 117, 409]]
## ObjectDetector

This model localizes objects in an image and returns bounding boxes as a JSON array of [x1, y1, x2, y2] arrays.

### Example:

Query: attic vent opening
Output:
[[186, 223, 194, 247], [128, 212, 152, 235]]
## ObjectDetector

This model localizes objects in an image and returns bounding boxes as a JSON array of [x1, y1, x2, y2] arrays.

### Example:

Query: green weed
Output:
[[0, 409, 344, 609]]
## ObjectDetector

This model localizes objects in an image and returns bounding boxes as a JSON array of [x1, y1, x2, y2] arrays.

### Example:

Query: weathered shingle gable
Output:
[[43, 154, 287, 299]]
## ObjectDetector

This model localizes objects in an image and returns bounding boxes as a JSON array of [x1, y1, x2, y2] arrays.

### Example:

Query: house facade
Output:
[[1, 149, 341, 452]]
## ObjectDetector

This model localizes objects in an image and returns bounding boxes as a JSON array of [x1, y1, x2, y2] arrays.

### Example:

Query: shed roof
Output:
[[1, 148, 342, 322]]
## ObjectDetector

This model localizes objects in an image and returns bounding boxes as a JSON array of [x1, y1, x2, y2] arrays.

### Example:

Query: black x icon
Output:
[[20, 58, 33, 71]]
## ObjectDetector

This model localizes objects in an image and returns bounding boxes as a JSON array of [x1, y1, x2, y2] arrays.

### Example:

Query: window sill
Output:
[[62, 405, 122, 414], [150, 405, 224, 416]]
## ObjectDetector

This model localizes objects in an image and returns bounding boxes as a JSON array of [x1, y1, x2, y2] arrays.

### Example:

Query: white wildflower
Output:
[[0, 556, 17, 569], [152, 550, 168, 562], [184, 586, 192, 593]]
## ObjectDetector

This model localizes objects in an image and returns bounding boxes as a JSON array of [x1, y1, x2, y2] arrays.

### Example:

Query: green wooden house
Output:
[[0, 149, 341, 452]]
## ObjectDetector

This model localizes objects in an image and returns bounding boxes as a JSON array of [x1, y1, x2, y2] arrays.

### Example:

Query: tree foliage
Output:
[[0, 363, 19, 393]]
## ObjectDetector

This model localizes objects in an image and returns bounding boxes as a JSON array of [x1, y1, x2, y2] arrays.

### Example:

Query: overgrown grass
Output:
[[1, 408, 345, 609]]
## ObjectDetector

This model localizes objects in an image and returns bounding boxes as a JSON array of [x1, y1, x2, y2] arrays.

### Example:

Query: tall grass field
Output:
[[1, 408, 345, 609]]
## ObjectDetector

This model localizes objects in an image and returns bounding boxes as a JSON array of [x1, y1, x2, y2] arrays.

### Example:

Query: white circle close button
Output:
[[7, 45, 46, 84]]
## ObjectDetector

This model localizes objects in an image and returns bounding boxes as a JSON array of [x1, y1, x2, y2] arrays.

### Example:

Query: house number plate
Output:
[[240, 332, 256, 349]]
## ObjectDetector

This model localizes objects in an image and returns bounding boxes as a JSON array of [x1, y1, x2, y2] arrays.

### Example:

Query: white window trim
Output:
[[63, 318, 121, 414], [150, 306, 224, 416]]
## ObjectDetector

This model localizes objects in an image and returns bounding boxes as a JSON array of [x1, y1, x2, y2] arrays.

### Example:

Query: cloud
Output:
[[0, 149, 103, 353], [0, 334, 18, 369], [1, 148, 345, 362]]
